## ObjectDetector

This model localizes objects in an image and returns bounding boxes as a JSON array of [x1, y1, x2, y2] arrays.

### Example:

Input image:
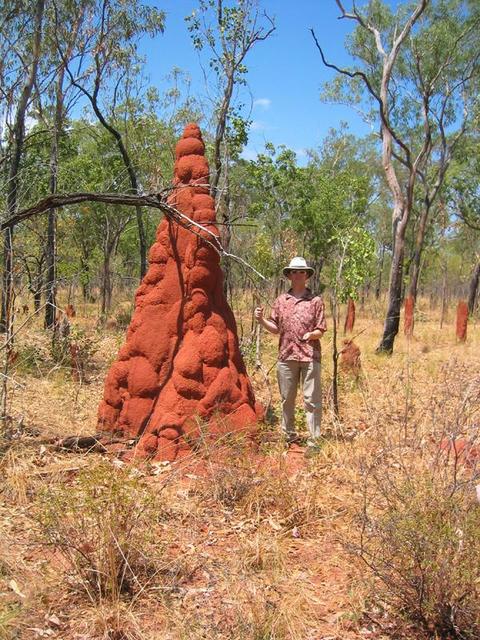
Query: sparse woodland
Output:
[[0, 1, 479, 639]]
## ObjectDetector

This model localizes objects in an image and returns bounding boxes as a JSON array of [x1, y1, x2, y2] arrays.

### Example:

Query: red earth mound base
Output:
[[97, 123, 262, 461]]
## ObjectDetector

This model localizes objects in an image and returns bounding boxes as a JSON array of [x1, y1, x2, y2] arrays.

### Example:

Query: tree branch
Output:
[[336, 0, 386, 58], [310, 28, 410, 160], [2, 191, 267, 280]]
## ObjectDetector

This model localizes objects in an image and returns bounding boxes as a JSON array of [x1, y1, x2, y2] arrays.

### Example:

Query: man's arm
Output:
[[303, 328, 324, 341], [254, 307, 279, 335], [303, 297, 327, 341]]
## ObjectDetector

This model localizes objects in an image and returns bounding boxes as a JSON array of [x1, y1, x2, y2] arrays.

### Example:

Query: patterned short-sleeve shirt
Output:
[[270, 289, 327, 362]]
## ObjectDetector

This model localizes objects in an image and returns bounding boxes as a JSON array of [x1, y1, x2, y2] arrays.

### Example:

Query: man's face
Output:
[[287, 269, 308, 286]]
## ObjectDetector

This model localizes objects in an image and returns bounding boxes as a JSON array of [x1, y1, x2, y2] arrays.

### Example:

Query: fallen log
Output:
[[55, 435, 108, 453]]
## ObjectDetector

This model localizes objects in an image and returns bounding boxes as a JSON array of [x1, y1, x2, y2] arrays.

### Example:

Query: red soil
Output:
[[97, 123, 261, 461]]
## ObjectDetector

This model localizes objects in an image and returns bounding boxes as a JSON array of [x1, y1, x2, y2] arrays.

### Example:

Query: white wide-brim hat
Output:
[[282, 256, 314, 278]]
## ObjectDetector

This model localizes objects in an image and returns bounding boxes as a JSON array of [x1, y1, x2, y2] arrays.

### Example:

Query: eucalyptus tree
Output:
[[294, 131, 375, 290], [186, 0, 275, 199], [244, 144, 306, 290], [241, 134, 375, 299], [39, 0, 89, 327], [447, 134, 480, 314], [313, 0, 480, 352], [467, 260, 480, 315], [62, 122, 136, 316], [403, 1, 480, 306], [0, 0, 46, 334], [55, 0, 165, 280], [10, 121, 53, 312]]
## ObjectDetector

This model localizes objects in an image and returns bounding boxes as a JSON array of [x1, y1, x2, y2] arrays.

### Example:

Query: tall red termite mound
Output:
[[404, 295, 414, 337], [97, 123, 261, 461], [343, 298, 355, 334], [456, 300, 468, 342]]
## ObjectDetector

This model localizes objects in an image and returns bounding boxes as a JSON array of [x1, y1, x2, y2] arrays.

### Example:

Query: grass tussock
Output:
[[34, 460, 163, 605]]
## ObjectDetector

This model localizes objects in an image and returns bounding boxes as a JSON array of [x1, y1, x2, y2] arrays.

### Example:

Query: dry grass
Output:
[[0, 295, 479, 639]]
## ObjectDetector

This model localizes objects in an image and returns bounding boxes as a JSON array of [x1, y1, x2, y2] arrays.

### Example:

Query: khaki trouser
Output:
[[277, 360, 322, 444]]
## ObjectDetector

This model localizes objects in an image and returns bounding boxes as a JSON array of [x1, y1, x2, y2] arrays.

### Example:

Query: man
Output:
[[255, 257, 327, 447]]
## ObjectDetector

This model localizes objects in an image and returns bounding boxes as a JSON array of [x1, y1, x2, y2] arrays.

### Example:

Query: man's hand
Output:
[[302, 329, 323, 341], [255, 307, 279, 335], [254, 307, 264, 322]]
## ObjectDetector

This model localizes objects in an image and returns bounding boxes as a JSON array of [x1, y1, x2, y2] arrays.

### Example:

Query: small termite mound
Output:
[[404, 295, 414, 337], [456, 300, 468, 343], [339, 339, 361, 379], [343, 298, 355, 335]]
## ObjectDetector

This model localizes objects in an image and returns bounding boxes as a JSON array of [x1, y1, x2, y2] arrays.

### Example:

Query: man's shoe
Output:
[[306, 446, 324, 459], [304, 438, 324, 458]]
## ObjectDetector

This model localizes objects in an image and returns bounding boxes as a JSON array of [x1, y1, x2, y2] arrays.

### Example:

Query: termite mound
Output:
[[344, 298, 355, 334], [404, 295, 414, 337], [97, 123, 262, 461], [456, 300, 468, 343]]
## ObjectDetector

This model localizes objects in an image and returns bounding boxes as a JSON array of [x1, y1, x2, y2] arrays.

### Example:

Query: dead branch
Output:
[[2, 190, 267, 281]]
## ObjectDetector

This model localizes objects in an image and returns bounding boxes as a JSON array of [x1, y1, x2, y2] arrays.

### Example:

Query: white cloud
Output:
[[294, 148, 307, 158], [240, 147, 258, 161], [253, 98, 271, 110], [250, 120, 266, 131]]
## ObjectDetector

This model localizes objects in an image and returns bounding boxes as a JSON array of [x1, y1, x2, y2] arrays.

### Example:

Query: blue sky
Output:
[[140, 1, 379, 161]]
